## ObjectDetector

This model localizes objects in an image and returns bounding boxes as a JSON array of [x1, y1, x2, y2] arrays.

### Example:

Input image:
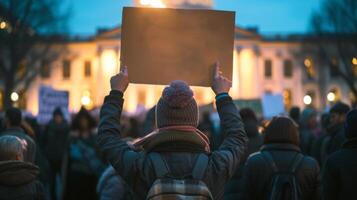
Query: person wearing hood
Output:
[[299, 108, 319, 155], [97, 64, 248, 200], [224, 108, 263, 200], [322, 109, 357, 200], [0, 135, 45, 199], [1, 107, 36, 163]]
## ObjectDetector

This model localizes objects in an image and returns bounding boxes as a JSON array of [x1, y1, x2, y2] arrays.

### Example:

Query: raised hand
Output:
[[110, 65, 129, 93], [211, 62, 232, 95]]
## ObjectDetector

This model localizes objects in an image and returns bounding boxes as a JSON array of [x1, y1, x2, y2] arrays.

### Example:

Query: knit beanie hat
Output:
[[156, 80, 198, 128], [345, 109, 357, 139]]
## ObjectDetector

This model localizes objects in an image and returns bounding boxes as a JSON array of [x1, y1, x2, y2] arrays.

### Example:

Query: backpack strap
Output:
[[289, 153, 304, 173], [192, 154, 209, 180], [149, 152, 169, 178], [261, 151, 278, 173]]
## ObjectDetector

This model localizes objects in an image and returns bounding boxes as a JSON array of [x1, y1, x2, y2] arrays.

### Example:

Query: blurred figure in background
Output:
[[289, 106, 301, 125], [242, 116, 320, 200], [0, 107, 36, 163], [225, 108, 263, 200], [42, 107, 70, 200], [0, 135, 45, 199], [320, 102, 350, 164], [198, 111, 216, 150], [322, 109, 357, 200], [310, 113, 330, 165], [62, 107, 105, 200], [299, 108, 319, 155]]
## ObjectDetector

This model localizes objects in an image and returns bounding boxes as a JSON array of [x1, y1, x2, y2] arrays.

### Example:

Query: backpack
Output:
[[262, 151, 303, 200], [146, 153, 213, 200]]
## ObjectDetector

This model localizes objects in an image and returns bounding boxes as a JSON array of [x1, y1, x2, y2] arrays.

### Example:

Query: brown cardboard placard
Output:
[[120, 7, 235, 86]]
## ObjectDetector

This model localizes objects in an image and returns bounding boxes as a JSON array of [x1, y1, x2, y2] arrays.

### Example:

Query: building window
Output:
[[283, 89, 292, 110], [84, 60, 91, 77], [63, 60, 71, 79], [329, 58, 339, 78], [352, 58, 357, 78], [40, 60, 50, 78], [264, 59, 272, 78], [304, 58, 315, 79], [284, 59, 293, 78]]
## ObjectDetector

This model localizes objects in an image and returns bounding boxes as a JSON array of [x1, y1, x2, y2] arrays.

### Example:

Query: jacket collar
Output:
[[343, 138, 357, 148], [260, 143, 301, 152]]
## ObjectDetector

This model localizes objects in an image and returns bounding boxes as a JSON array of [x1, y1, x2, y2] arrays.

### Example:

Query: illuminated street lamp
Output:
[[0, 21, 7, 29], [10, 92, 19, 102], [327, 92, 336, 102], [303, 95, 312, 105], [81, 91, 92, 109], [353, 57, 357, 65], [304, 58, 312, 67]]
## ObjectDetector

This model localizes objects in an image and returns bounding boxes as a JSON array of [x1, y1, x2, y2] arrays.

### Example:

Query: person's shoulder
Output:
[[246, 151, 265, 165], [325, 148, 348, 164], [300, 155, 319, 169]]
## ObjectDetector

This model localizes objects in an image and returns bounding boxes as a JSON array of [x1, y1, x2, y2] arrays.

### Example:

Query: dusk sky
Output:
[[69, 0, 323, 36]]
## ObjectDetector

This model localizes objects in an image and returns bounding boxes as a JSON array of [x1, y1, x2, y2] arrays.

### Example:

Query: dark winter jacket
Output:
[[322, 138, 357, 200], [299, 129, 316, 155], [242, 143, 320, 200], [62, 133, 105, 200], [224, 120, 263, 200], [1, 127, 36, 163], [43, 120, 70, 163], [97, 166, 132, 200], [97, 90, 248, 200], [0, 160, 45, 200], [320, 123, 346, 164]]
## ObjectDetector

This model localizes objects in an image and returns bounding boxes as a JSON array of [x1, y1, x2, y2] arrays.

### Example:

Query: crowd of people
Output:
[[0, 64, 356, 200]]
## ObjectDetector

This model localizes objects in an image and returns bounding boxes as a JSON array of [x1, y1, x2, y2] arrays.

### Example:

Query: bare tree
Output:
[[0, 0, 69, 109], [304, 0, 357, 105]]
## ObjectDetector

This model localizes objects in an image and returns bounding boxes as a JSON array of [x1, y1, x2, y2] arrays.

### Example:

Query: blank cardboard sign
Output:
[[120, 7, 235, 86]]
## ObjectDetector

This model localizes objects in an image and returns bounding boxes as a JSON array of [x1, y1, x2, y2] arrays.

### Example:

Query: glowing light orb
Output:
[[10, 92, 19, 102], [327, 92, 336, 102], [303, 95, 312, 105]]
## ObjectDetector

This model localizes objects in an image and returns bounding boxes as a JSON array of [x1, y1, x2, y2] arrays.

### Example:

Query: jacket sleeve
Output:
[[322, 157, 338, 200], [209, 95, 248, 180], [97, 90, 141, 179]]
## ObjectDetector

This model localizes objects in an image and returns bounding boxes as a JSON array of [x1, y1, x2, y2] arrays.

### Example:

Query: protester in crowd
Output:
[[198, 111, 217, 150], [225, 107, 263, 200], [242, 116, 320, 200], [299, 108, 319, 155], [0, 135, 45, 199], [0, 107, 36, 163], [62, 107, 105, 200], [320, 102, 350, 163], [322, 109, 357, 200], [311, 113, 330, 165], [97, 166, 133, 200], [97, 64, 248, 199], [289, 106, 301, 125], [42, 107, 70, 200]]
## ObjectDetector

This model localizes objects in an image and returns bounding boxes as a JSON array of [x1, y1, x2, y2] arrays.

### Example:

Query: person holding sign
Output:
[[97, 63, 247, 200]]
